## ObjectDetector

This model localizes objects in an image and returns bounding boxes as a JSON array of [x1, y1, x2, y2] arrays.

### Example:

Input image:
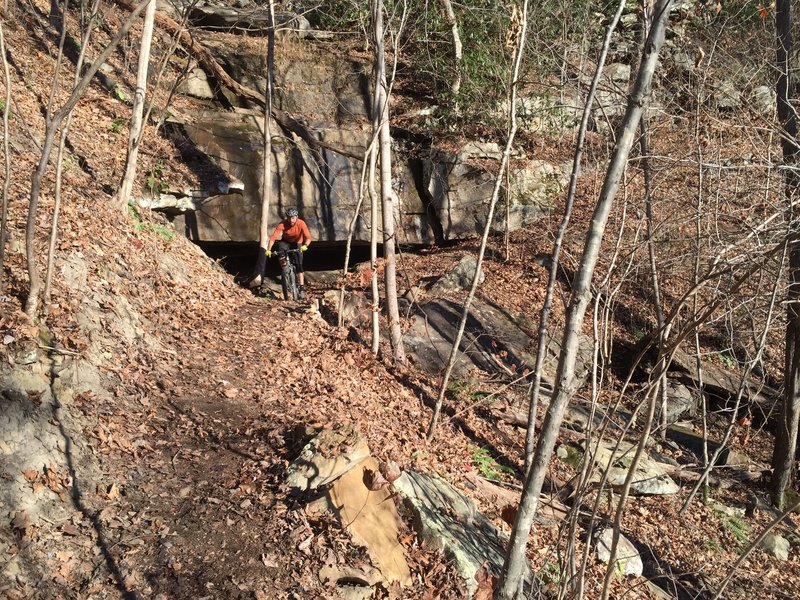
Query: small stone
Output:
[[761, 534, 790, 561], [17, 350, 38, 365], [596, 528, 643, 578]]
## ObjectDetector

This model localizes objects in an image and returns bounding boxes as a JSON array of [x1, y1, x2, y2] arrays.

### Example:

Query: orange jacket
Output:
[[269, 218, 312, 246]]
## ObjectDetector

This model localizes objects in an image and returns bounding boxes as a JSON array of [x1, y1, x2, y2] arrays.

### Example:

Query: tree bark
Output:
[[496, 2, 674, 596], [0, 23, 11, 294], [116, 0, 156, 208], [369, 122, 380, 353], [254, 0, 276, 283], [373, 0, 405, 363], [45, 0, 102, 304], [438, 0, 462, 100], [770, 0, 800, 511], [524, 0, 627, 472]]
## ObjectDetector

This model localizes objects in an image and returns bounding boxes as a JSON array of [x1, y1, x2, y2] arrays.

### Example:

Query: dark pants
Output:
[[275, 240, 304, 274], [254, 247, 268, 280]]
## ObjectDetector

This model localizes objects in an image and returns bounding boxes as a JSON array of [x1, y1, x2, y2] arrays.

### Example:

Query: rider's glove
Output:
[[266, 250, 272, 257], [301, 245, 308, 252]]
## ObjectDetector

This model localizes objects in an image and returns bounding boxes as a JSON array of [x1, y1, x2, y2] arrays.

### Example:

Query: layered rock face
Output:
[[141, 9, 561, 244]]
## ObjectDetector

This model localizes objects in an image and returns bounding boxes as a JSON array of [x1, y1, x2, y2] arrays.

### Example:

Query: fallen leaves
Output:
[[473, 563, 496, 600], [60, 523, 80, 536], [11, 510, 31, 532], [106, 483, 121, 501], [362, 467, 388, 491]]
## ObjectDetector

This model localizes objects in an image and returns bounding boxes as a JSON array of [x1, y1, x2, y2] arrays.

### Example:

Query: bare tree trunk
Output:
[[373, 0, 405, 363], [427, 0, 529, 441], [369, 123, 381, 353], [772, 252, 800, 511], [116, 0, 156, 208], [26, 0, 70, 318], [771, 0, 800, 511], [254, 0, 276, 285], [691, 51, 710, 501], [524, 0, 627, 471], [142, 2, 194, 135], [682, 248, 785, 511], [503, 165, 510, 261], [0, 23, 11, 294], [634, 0, 669, 441], [438, 0, 462, 101], [44, 0, 101, 305], [496, 3, 674, 596], [24, 0, 151, 318], [640, 123, 671, 438]]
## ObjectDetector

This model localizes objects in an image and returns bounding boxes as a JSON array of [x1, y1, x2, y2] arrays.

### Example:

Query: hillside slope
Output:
[[1, 1, 799, 599]]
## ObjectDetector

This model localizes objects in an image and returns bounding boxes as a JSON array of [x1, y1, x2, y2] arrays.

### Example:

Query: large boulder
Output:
[[595, 528, 643, 578], [559, 440, 680, 496], [187, 6, 311, 37], [403, 296, 593, 390], [393, 470, 531, 595]]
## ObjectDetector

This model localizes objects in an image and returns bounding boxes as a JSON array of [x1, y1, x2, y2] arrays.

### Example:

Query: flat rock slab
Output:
[[288, 426, 411, 590], [393, 470, 531, 595], [666, 424, 750, 467], [404, 297, 592, 387], [327, 457, 412, 586]]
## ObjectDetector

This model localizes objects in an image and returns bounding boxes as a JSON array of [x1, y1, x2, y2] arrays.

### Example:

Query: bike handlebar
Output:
[[274, 248, 303, 256]]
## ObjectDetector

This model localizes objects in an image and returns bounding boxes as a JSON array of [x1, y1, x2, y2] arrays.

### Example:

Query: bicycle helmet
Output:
[[285, 208, 299, 218]]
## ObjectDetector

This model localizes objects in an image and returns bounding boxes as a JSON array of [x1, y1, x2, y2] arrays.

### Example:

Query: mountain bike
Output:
[[275, 248, 303, 300]]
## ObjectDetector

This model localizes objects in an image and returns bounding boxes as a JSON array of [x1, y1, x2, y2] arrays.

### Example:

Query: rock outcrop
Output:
[[137, 8, 561, 245]]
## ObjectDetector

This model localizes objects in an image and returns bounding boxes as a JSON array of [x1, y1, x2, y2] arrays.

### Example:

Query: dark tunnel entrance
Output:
[[197, 241, 381, 287]]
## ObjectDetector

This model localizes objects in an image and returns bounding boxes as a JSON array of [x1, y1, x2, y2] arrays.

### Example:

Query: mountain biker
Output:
[[266, 208, 312, 299]]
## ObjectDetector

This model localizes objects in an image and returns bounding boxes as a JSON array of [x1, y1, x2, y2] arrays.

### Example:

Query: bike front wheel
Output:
[[281, 267, 298, 300], [288, 268, 298, 300]]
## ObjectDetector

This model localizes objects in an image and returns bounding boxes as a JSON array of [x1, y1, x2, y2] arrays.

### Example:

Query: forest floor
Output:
[[2, 204, 798, 599], [0, 1, 799, 599]]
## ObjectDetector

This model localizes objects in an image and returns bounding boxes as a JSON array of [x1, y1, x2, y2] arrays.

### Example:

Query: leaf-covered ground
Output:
[[1, 1, 799, 599]]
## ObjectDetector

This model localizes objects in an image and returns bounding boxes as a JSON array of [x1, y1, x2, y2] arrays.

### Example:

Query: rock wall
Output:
[[141, 29, 561, 245], [147, 111, 562, 245]]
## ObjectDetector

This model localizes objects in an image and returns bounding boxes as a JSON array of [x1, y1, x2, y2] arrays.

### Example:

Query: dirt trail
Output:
[[88, 298, 452, 599]]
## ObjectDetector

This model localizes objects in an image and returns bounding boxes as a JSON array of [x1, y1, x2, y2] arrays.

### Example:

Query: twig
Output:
[[38, 344, 80, 356], [171, 448, 181, 471], [478, 475, 523, 491]]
